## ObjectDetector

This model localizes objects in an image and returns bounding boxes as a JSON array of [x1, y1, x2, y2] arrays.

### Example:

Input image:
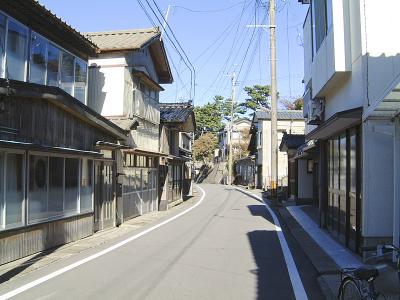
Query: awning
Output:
[[95, 141, 130, 150], [306, 107, 362, 140], [132, 70, 164, 92], [0, 140, 103, 157], [123, 148, 168, 157]]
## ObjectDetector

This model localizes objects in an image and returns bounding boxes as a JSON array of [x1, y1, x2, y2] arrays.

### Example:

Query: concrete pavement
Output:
[[0, 184, 324, 299]]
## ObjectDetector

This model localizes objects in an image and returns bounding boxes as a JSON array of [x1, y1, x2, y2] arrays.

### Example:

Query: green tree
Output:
[[280, 97, 304, 110], [194, 96, 224, 136], [241, 85, 271, 112], [192, 133, 218, 163]]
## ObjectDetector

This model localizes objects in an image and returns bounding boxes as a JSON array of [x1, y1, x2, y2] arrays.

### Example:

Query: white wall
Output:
[[362, 0, 400, 114], [298, 159, 313, 199], [88, 55, 127, 116], [260, 119, 305, 189], [362, 119, 394, 237]]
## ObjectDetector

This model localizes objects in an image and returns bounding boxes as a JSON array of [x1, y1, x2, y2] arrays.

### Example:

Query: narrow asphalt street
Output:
[[0, 184, 324, 300]]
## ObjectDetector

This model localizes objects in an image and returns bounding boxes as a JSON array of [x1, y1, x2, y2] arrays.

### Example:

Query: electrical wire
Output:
[[149, 0, 196, 100], [172, 2, 246, 13]]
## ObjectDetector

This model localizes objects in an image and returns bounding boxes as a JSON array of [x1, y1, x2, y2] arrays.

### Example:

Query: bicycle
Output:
[[337, 244, 400, 299]]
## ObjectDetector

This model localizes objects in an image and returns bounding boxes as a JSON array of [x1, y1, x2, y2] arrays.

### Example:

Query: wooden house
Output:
[[159, 102, 195, 210], [84, 28, 173, 222], [0, 1, 127, 265]]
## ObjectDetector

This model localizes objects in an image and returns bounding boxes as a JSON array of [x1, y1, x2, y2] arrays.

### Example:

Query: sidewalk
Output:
[[276, 202, 398, 298], [238, 187, 399, 299], [0, 188, 201, 285]]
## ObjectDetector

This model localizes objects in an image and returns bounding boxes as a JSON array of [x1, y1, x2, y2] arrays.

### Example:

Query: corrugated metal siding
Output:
[[0, 214, 93, 265]]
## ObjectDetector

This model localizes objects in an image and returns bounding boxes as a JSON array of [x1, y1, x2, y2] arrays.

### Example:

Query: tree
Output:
[[241, 85, 271, 112], [280, 97, 304, 110], [192, 133, 218, 163], [194, 96, 224, 136], [231, 128, 251, 160]]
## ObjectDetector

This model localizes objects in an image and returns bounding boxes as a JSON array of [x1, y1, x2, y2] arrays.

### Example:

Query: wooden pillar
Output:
[[319, 140, 328, 228]]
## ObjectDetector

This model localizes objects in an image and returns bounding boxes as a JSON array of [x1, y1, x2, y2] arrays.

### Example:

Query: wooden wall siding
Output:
[[0, 214, 93, 265], [0, 96, 116, 151]]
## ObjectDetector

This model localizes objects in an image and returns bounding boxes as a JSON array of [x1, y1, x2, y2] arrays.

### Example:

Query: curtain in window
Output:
[[6, 20, 28, 81]]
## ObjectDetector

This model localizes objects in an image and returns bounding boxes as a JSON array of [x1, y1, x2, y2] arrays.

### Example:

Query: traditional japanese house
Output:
[[0, 0, 127, 265], [84, 28, 173, 222], [159, 102, 195, 210]]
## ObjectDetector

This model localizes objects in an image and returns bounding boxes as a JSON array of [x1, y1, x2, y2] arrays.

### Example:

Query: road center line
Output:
[[0, 185, 206, 300], [234, 187, 308, 300]]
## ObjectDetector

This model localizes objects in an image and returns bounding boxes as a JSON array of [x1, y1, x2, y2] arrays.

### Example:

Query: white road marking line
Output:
[[234, 187, 308, 300], [0, 186, 206, 300]]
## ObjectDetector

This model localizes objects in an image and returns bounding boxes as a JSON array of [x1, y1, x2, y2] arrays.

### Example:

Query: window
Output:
[[60, 52, 75, 94], [0, 152, 25, 229], [29, 155, 48, 222], [28, 154, 93, 224], [48, 157, 64, 217], [74, 59, 87, 103], [311, 0, 331, 55], [46, 43, 60, 87], [0, 13, 6, 78], [29, 33, 47, 84], [6, 20, 28, 81], [64, 158, 79, 214], [80, 158, 93, 212]]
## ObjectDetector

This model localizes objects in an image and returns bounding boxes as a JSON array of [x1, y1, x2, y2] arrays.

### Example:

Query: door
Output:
[[94, 161, 115, 232]]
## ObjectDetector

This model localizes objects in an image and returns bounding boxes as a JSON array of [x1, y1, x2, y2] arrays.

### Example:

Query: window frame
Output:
[[0, 9, 88, 102], [26, 151, 94, 226], [0, 148, 26, 231]]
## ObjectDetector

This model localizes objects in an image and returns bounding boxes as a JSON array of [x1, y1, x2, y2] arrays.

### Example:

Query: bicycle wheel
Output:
[[340, 278, 362, 300]]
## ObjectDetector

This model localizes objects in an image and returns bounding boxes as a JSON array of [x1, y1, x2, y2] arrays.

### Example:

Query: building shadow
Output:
[[0, 245, 61, 284], [247, 230, 296, 300]]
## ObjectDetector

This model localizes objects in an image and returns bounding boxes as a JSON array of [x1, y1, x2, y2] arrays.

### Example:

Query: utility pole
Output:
[[269, 0, 278, 205], [228, 72, 236, 185]]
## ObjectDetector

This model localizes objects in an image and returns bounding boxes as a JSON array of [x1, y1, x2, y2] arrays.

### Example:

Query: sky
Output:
[[39, 0, 308, 107]]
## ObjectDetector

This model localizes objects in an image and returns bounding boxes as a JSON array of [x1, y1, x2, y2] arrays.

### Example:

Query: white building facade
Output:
[[300, 0, 400, 252], [251, 110, 305, 190]]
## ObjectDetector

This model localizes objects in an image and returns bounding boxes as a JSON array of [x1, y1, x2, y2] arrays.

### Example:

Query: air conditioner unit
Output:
[[307, 97, 325, 125]]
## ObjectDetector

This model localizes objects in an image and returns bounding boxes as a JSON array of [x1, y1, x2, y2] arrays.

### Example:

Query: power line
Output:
[[149, 0, 196, 100], [137, 0, 195, 100], [172, 2, 246, 13]]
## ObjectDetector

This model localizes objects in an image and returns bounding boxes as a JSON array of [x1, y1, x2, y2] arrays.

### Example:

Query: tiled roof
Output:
[[279, 134, 305, 151], [255, 110, 304, 120], [84, 28, 160, 51], [160, 102, 194, 123]]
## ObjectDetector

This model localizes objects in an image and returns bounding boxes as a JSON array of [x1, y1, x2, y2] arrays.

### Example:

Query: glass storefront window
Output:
[[65, 158, 79, 214], [6, 20, 28, 81], [5, 153, 24, 227], [29, 155, 48, 222], [80, 159, 93, 212], [48, 157, 64, 217]]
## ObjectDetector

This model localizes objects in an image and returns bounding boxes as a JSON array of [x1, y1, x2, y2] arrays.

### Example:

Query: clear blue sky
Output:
[[39, 0, 308, 107]]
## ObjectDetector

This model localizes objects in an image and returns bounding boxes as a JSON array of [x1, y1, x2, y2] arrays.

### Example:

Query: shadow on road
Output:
[[247, 230, 296, 300]]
